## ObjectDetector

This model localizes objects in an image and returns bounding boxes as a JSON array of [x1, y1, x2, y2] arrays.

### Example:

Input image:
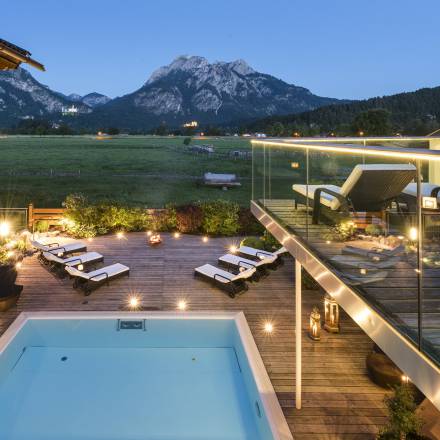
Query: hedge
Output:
[[63, 194, 262, 238]]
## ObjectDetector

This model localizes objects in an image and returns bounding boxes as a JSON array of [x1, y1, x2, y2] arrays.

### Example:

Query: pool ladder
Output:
[[117, 319, 146, 331]]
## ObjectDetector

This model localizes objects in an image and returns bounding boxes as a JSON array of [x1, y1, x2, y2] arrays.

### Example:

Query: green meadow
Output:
[[0, 136, 252, 208]]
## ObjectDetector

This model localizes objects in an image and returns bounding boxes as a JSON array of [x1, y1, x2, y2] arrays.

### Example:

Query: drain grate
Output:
[[117, 319, 146, 331]]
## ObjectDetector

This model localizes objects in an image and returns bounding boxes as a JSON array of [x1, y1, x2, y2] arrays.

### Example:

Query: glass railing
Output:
[[252, 137, 440, 366]]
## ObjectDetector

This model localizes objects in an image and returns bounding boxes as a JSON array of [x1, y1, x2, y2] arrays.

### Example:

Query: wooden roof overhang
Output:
[[0, 39, 45, 71]]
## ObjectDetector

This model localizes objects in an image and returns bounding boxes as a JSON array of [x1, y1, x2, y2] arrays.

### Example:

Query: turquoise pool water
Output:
[[0, 316, 276, 440]]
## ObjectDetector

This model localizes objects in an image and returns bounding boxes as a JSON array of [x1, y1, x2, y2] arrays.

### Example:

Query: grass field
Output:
[[0, 136, 252, 208]]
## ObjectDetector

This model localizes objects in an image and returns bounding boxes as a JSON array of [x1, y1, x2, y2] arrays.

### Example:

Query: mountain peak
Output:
[[147, 55, 209, 85]]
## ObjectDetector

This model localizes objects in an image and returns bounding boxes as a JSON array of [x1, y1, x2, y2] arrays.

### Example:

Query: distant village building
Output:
[[61, 105, 79, 116], [183, 121, 198, 128]]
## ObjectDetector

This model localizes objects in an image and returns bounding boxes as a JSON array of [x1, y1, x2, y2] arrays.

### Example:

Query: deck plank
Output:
[[0, 232, 390, 438]]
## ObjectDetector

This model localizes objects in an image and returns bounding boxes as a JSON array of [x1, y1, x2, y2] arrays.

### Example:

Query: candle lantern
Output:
[[324, 294, 340, 333], [309, 307, 321, 341], [148, 233, 162, 246]]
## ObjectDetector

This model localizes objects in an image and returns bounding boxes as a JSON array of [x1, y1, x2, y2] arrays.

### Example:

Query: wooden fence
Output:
[[28, 204, 65, 230]]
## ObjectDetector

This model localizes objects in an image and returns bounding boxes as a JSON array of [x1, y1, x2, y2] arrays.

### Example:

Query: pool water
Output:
[[0, 314, 283, 440]]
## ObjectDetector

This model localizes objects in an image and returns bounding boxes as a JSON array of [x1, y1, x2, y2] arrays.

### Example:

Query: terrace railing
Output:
[[251, 136, 440, 410]]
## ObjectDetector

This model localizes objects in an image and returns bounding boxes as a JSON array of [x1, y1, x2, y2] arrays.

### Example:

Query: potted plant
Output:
[[0, 237, 25, 311], [378, 384, 427, 440]]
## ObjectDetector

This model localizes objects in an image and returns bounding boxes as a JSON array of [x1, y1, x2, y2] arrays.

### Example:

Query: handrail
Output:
[[252, 138, 440, 162]]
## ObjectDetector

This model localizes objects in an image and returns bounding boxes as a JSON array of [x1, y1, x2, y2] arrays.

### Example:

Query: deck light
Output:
[[325, 240, 331, 245], [147, 230, 153, 236], [324, 295, 340, 333], [309, 307, 321, 341], [229, 245, 237, 253], [15, 262, 22, 269], [77, 264, 84, 271], [203, 236, 209, 243], [0, 222, 10, 238], [6, 251, 15, 259], [87, 237, 93, 242], [360, 268, 367, 275], [401, 375, 410, 384], [128, 296, 140, 309], [174, 232, 180, 238], [116, 231, 124, 240], [409, 227, 418, 242], [177, 300, 187, 311], [263, 321, 274, 334]]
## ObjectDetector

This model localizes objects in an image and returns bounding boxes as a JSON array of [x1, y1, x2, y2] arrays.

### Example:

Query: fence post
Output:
[[28, 203, 34, 231]]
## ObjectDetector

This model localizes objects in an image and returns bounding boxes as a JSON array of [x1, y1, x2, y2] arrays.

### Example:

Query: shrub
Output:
[[366, 224, 384, 236], [378, 385, 423, 440], [322, 220, 357, 242], [199, 200, 240, 236], [183, 137, 192, 146], [34, 220, 49, 233], [240, 236, 265, 250], [176, 204, 203, 233], [238, 208, 264, 235]]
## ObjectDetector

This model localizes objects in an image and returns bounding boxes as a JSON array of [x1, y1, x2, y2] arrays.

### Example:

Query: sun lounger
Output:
[[331, 254, 400, 270], [42, 251, 104, 277], [236, 246, 286, 269], [341, 244, 405, 261], [31, 239, 87, 259], [218, 254, 268, 281], [65, 263, 130, 295], [194, 263, 256, 297], [399, 182, 440, 212], [292, 164, 416, 224]]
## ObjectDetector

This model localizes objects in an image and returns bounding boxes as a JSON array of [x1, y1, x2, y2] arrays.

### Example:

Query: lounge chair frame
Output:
[[72, 266, 130, 295], [47, 253, 104, 278], [218, 256, 267, 281], [194, 268, 248, 298]]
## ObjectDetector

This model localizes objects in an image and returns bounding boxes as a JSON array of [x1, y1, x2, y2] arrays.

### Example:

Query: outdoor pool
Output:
[[0, 312, 291, 440]]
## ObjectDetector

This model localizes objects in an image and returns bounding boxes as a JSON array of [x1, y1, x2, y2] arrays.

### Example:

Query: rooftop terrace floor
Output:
[[3, 232, 388, 439]]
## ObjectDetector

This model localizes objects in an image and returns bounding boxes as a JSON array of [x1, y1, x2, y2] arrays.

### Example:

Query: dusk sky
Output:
[[4, 0, 440, 100]]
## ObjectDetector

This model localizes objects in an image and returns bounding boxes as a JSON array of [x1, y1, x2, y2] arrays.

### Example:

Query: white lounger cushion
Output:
[[195, 264, 256, 283], [238, 246, 286, 262], [219, 253, 266, 269], [43, 251, 103, 267], [293, 164, 416, 211], [292, 184, 341, 208], [402, 182, 440, 198], [31, 239, 86, 254], [65, 263, 129, 282]]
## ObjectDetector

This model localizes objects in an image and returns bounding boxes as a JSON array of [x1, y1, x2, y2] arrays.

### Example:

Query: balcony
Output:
[[251, 136, 440, 410]]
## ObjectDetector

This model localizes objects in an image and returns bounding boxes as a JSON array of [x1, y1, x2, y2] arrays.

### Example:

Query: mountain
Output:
[[79, 55, 344, 130], [81, 93, 111, 108], [0, 68, 92, 126], [66, 92, 111, 108], [246, 86, 440, 136]]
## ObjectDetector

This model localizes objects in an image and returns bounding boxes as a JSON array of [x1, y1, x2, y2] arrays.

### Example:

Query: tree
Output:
[[107, 127, 120, 135], [153, 123, 168, 136], [183, 137, 192, 146], [352, 108, 393, 136], [271, 122, 285, 136]]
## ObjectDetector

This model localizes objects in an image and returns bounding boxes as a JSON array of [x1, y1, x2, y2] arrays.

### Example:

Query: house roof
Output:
[[0, 38, 45, 71]]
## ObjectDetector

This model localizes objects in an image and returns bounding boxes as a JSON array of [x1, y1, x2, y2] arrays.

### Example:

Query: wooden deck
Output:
[[2, 232, 388, 439], [262, 199, 440, 364]]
